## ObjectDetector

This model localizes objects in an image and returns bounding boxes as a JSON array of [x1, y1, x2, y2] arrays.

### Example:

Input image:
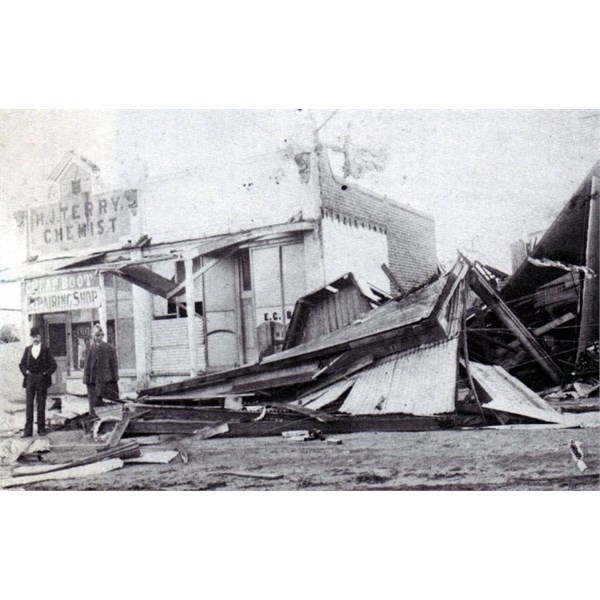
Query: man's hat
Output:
[[30, 326, 41, 337]]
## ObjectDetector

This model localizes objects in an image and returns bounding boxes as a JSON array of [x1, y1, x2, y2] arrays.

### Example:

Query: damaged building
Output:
[[467, 161, 599, 390], [4, 146, 438, 396]]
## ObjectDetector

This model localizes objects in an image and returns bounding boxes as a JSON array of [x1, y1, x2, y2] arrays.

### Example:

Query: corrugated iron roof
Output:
[[468, 362, 574, 424], [339, 338, 459, 416]]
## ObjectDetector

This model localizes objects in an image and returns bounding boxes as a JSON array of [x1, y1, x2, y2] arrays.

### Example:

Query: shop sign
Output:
[[25, 271, 101, 314], [28, 190, 136, 257]]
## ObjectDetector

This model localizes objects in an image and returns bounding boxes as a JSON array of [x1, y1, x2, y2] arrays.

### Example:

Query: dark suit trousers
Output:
[[24, 373, 47, 435]]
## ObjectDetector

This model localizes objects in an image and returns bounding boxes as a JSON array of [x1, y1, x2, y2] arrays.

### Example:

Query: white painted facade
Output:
[[321, 213, 390, 293]]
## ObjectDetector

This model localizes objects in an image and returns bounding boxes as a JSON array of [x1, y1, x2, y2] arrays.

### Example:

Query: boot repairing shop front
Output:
[[24, 268, 136, 395]]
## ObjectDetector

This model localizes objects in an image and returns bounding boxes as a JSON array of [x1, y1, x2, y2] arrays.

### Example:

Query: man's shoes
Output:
[[38, 431, 47, 436], [21, 433, 32, 438]]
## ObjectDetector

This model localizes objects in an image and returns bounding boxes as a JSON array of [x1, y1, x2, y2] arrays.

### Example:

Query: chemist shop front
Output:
[[24, 269, 136, 395]]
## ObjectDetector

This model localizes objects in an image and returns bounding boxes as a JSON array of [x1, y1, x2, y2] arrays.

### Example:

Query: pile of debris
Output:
[[110, 249, 596, 437]]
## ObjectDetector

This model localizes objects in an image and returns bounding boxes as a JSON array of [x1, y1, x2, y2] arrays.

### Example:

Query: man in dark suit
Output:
[[19, 326, 57, 437], [83, 324, 120, 415]]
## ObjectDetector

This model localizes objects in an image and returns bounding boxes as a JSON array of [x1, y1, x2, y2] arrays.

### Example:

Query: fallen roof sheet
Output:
[[294, 377, 357, 410], [468, 362, 576, 425], [339, 338, 459, 416], [262, 272, 449, 365]]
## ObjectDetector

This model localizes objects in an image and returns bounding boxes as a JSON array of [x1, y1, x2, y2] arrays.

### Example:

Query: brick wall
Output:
[[151, 317, 206, 375], [318, 155, 438, 291]]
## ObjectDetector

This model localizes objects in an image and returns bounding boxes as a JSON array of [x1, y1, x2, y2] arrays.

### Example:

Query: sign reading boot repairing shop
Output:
[[28, 190, 137, 257], [26, 271, 101, 314]]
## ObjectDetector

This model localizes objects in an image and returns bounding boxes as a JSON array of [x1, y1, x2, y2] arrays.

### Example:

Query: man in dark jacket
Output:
[[83, 324, 119, 415], [19, 326, 57, 437]]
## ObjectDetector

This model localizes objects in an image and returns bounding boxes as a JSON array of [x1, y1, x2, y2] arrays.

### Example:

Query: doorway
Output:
[[44, 313, 69, 394]]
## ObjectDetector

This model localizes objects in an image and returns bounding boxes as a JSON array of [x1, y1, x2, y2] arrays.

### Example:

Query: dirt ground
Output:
[[2, 421, 598, 491]]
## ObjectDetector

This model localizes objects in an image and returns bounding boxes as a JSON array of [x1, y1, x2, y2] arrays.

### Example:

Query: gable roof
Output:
[[47, 151, 101, 183]]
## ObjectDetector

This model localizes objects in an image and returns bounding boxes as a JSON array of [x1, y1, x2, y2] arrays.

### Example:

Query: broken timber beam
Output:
[[467, 265, 562, 384], [505, 312, 575, 350], [265, 402, 339, 423]]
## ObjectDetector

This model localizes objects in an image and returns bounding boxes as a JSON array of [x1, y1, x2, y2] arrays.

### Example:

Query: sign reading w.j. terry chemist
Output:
[[26, 271, 101, 314], [28, 190, 137, 257]]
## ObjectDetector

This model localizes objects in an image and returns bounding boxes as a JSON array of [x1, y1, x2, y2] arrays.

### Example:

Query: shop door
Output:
[[44, 313, 69, 394], [251, 243, 306, 359], [203, 256, 240, 369]]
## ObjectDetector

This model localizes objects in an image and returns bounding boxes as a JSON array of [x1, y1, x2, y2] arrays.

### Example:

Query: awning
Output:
[[0, 255, 97, 283], [187, 220, 315, 259]]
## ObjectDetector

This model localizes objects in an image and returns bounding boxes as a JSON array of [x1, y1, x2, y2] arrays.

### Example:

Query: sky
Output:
[[1, 109, 599, 313]]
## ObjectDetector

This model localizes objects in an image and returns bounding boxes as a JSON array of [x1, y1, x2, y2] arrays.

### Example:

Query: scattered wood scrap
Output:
[[124, 450, 179, 464], [569, 440, 588, 472], [11, 441, 140, 479], [194, 423, 230, 439], [0, 458, 124, 489], [218, 471, 284, 480]]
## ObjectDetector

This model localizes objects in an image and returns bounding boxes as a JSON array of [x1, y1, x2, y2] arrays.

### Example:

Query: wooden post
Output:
[[131, 251, 153, 389], [577, 175, 599, 359], [21, 280, 29, 343], [460, 280, 487, 424], [97, 272, 108, 334], [185, 255, 198, 377]]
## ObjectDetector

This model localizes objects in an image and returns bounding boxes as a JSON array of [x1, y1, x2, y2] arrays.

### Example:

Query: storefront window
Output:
[[152, 259, 203, 319]]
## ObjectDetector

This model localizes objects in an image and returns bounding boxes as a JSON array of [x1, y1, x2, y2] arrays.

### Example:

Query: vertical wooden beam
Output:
[[577, 175, 599, 359], [97, 272, 108, 335], [279, 245, 286, 328], [460, 280, 486, 424], [131, 251, 153, 389], [20, 280, 29, 342], [185, 255, 198, 377]]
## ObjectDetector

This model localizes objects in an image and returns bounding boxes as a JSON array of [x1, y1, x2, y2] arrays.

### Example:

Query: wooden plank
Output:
[[506, 312, 575, 349], [167, 248, 236, 299], [266, 402, 339, 423], [126, 436, 163, 446], [0, 459, 124, 489], [381, 263, 404, 294], [218, 471, 283, 480], [533, 312, 576, 336], [127, 418, 317, 438], [127, 420, 206, 435], [195, 423, 230, 439], [107, 415, 133, 448], [11, 441, 140, 479], [578, 175, 599, 359], [124, 451, 179, 464], [231, 371, 317, 393], [12, 463, 71, 476]]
